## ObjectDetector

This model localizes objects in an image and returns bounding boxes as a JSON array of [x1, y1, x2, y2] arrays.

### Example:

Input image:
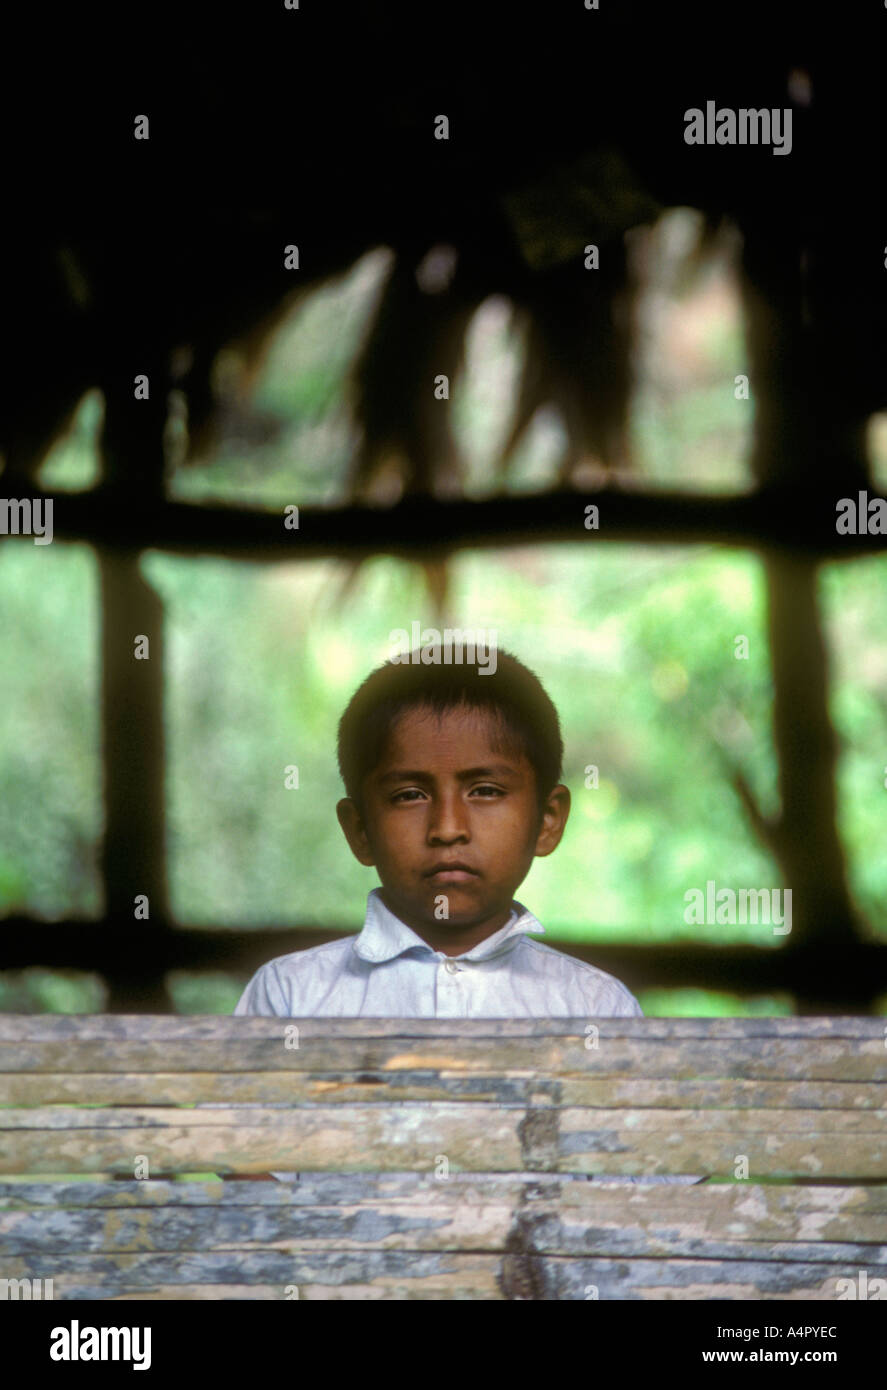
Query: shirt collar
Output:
[[353, 887, 545, 965]]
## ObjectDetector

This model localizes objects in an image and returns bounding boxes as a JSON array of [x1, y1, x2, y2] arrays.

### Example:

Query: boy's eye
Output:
[[390, 785, 504, 803]]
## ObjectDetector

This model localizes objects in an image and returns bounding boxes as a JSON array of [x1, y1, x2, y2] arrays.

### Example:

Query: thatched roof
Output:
[[4, 1, 883, 509]]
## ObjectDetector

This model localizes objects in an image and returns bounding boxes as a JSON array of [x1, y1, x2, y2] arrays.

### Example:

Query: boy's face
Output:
[[336, 703, 570, 952]]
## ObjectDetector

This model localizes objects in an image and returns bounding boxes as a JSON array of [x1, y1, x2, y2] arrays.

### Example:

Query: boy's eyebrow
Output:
[[376, 763, 521, 785]]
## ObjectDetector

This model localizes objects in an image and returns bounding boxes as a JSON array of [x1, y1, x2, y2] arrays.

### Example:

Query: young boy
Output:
[[234, 647, 643, 1018]]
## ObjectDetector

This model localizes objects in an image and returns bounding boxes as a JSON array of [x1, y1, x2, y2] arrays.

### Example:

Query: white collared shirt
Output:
[[233, 892, 706, 1186], [234, 887, 644, 1018]]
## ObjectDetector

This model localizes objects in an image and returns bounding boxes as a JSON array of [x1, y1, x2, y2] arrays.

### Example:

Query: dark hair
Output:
[[337, 647, 564, 816]]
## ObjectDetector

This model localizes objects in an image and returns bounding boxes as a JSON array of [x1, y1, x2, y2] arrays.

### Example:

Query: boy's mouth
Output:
[[424, 861, 480, 882]]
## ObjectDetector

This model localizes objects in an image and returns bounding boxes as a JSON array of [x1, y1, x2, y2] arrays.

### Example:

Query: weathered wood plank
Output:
[[104, 1282, 492, 1301], [0, 1196, 513, 1254], [1, 1017, 880, 1042], [3, 1182, 887, 1255], [502, 1257, 883, 1300], [557, 1105, 887, 1179], [107, 1285, 298, 1300], [0, 1248, 507, 1299], [2, 1106, 885, 1175], [0, 1174, 552, 1207], [5, 1103, 884, 1136], [1, 1019, 881, 1297], [2, 1038, 885, 1080], [1, 1247, 877, 1300], [3, 1175, 887, 1215], [1, 1071, 883, 1109], [0, 1103, 523, 1174], [3, 1173, 885, 1299]]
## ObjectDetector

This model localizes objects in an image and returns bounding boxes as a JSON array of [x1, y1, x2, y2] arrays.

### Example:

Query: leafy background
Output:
[[2, 215, 885, 1015]]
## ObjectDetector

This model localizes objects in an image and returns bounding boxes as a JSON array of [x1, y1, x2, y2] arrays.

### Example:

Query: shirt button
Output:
[[444, 960, 459, 974]]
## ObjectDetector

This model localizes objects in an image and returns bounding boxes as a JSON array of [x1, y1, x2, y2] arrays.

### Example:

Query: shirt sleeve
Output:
[[233, 961, 289, 1016], [604, 983, 645, 1017]]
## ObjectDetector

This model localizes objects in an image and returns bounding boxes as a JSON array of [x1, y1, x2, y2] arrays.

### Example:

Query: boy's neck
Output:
[[378, 891, 515, 957]]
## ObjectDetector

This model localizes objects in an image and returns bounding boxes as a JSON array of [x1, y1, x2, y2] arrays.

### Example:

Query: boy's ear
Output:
[[336, 798, 376, 867], [533, 784, 571, 858]]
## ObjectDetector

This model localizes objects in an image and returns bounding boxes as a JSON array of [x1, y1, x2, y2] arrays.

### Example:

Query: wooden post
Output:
[[98, 354, 173, 1011]]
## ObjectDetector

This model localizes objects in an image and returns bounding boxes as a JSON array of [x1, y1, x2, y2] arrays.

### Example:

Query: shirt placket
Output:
[[435, 952, 468, 1017]]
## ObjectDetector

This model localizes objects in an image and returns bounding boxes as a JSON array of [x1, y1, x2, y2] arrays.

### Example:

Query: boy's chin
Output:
[[397, 888, 512, 930]]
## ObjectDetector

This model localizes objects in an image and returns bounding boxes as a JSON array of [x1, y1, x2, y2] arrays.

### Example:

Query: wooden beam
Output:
[[5, 485, 887, 560], [2, 919, 885, 1009]]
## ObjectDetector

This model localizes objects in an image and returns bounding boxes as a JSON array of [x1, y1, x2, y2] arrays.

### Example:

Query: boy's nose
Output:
[[426, 795, 470, 843]]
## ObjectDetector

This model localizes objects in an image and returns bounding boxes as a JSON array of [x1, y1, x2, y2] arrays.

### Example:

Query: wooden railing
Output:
[[1, 1016, 885, 1299]]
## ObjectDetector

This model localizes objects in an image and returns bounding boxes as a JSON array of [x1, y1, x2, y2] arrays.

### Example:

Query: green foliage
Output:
[[138, 538, 853, 950], [637, 989, 794, 1017], [0, 969, 106, 1013], [0, 543, 102, 919], [820, 557, 887, 940], [36, 389, 103, 493], [2, 230, 885, 1025], [167, 971, 248, 1015]]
